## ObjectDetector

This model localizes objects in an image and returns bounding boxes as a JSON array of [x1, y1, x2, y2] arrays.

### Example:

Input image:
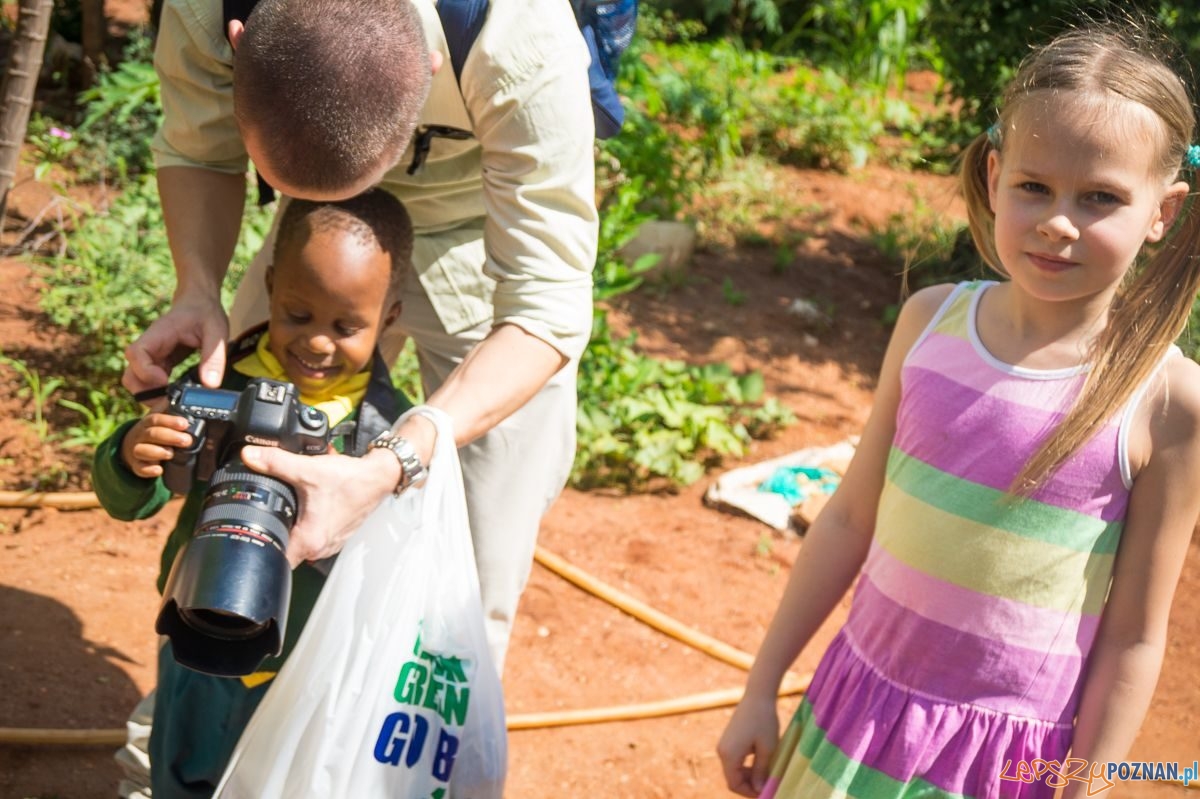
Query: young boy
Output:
[[93, 188, 414, 798]]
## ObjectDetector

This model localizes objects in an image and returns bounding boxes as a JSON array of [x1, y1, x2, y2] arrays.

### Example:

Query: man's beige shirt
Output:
[[152, 0, 598, 359]]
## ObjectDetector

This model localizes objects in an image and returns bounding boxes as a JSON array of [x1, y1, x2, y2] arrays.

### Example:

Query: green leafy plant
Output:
[[36, 176, 176, 378], [57, 387, 136, 450], [593, 175, 662, 302], [866, 188, 961, 268], [600, 38, 773, 218], [36, 175, 273, 384], [785, 0, 939, 95], [72, 31, 162, 183], [926, 1, 1200, 125], [572, 315, 793, 491], [389, 338, 426, 406], [721, 277, 747, 306], [25, 115, 79, 172], [0, 354, 64, 441], [30, 462, 72, 493]]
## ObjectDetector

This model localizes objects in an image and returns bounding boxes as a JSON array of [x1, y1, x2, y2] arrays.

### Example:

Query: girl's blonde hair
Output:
[[959, 20, 1200, 492]]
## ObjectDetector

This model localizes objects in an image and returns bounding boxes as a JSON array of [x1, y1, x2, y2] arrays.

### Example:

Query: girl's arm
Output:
[[1063, 355, 1200, 797], [716, 284, 953, 796]]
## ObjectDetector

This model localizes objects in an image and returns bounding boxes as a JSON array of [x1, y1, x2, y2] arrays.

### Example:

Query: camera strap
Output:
[[336, 348, 408, 456]]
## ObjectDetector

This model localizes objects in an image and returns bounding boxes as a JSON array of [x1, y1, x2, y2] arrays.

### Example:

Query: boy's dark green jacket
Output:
[[92, 327, 413, 672]]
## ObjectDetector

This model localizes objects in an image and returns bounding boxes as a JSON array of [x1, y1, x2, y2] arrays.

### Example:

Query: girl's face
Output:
[[986, 98, 1187, 308], [266, 225, 400, 396]]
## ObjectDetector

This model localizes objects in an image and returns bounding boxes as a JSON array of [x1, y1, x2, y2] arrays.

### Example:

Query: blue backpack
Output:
[[437, 0, 638, 140]]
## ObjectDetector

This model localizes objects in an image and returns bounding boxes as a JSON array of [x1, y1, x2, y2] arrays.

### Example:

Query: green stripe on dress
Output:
[[773, 700, 968, 799], [887, 449, 1121, 554]]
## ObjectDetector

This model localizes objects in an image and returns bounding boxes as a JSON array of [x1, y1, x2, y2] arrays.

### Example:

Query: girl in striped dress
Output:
[[718, 20, 1200, 799]]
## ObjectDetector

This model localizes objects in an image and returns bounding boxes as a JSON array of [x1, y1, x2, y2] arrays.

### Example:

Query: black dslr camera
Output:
[[154, 378, 330, 677]]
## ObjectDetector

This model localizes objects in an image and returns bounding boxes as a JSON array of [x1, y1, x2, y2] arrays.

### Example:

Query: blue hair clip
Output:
[[987, 122, 1002, 148], [1187, 144, 1200, 169]]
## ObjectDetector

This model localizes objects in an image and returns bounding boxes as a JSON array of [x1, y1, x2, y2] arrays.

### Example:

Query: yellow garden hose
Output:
[[0, 489, 803, 746], [0, 727, 127, 746], [532, 544, 760, 672], [4, 491, 1193, 796], [0, 489, 104, 510]]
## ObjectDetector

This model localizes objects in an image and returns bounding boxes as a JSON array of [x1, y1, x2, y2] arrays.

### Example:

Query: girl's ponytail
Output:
[[959, 132, 1002, 276]]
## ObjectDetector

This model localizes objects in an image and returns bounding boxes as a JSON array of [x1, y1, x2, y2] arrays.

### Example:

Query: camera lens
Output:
[[195, 459, 297, 555], [155, 456, 297, 676], [178, 607, 268, 640]]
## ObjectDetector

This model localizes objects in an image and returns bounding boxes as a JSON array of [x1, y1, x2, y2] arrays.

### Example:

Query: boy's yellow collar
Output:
[[231, 333, 370, 427]]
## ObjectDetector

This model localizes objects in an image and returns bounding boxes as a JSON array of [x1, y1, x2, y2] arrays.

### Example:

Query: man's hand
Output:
[[122, 294, 230, 393], [239, 446, 401, 568]]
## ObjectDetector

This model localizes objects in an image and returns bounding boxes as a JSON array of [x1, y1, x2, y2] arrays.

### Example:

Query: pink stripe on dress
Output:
[[863, 542, 1101, 657], [844, 575, 1085, 723], [805, 632, 1071, 799], [906, 331, 1087, 407], [894, 368, 1127, 521]]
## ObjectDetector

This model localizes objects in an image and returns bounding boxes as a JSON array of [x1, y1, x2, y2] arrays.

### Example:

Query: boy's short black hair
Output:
[[274, 189, 414, 297]]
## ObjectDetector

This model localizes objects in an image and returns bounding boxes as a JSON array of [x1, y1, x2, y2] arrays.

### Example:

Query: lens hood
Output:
[[155, 458, 297, 677]]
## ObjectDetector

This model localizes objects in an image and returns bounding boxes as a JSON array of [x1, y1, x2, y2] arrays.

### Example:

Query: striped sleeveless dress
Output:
[[762, 281, 1165, 799]]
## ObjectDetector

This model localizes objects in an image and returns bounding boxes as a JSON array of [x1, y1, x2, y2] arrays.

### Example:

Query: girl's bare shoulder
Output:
[[1143, 352, 1200, 458]]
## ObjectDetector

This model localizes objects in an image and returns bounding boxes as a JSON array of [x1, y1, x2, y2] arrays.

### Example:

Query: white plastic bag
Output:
[[214, 406, 507, 799]]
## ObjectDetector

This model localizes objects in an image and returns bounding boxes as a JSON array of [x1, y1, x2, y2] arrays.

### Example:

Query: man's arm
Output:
[[123, 0, 249, 394], [238, 323, 563, 568], [159, 166, 245, 305], [123, 166, 246, 393], [396, 322, 565, 455]]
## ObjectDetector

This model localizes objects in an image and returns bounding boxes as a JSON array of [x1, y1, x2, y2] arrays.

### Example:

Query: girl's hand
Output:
[[120, 413, 195, 479], [716, 693, 780, 797], [239, 445, 400, 568]]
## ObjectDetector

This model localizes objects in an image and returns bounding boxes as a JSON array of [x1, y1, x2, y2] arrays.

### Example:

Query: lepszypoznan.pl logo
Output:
[[1000, 758, 1199, 794]]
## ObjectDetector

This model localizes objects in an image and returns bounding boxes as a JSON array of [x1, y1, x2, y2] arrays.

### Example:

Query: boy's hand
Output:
[[121, 413, 195, 479], [717, 693, 780, 797]]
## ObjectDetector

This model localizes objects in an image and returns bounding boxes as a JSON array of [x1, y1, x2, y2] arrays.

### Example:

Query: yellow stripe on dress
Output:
[[875, 483, 1113, 615]]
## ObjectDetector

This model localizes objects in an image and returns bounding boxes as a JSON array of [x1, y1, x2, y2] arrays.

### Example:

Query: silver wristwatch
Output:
[[369, 431, 427, 496]]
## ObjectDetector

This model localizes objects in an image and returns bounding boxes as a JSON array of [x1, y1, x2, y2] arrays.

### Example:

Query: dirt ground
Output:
[[0, 5, 1197, 798], [1, 154, 1197, 799]]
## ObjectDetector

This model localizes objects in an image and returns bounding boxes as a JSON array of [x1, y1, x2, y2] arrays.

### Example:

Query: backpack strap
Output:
[[398, 0, 486, 174], [346, 351, 408, 456], [577, 0, 637, 138], [228, 320, 269, 364], [434, 0, 635, 140], [436, 0, 490, 85]]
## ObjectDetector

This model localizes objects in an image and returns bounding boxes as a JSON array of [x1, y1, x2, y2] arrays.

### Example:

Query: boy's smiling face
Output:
[[266, 224, 400, 397]]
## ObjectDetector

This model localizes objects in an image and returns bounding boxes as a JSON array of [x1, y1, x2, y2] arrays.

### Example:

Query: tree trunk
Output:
[[80, 0, 106, 87], [0, 0, 54, 227]]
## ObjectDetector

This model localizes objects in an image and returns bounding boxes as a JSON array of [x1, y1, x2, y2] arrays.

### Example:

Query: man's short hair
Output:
[[274, 189, 415, 297], [234, 0, 432, 194]]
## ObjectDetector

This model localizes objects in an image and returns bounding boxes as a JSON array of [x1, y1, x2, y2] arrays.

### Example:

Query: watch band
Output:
[[369, 431, 427, 496]]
